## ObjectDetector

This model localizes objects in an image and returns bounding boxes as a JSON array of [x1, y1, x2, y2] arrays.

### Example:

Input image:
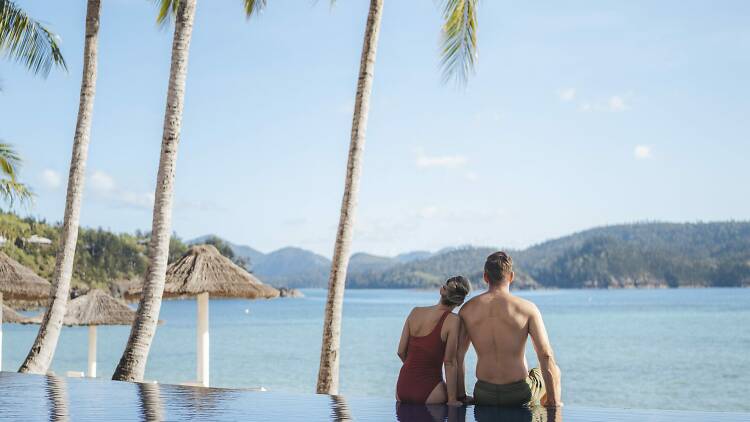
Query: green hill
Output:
[[2, 211, 749, 290]]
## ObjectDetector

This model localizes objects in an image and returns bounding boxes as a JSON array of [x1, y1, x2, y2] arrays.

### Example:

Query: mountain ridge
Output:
[[189, 221, 750, 289]]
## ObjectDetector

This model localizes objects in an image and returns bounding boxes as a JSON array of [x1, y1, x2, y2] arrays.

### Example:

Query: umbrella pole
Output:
[[196, 292, 209, 387], [1, 292, 4, 372], [88, 325, 97, 378]]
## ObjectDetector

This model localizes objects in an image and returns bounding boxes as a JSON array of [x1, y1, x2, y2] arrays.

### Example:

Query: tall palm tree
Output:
[[317, 0, 479, 395], [0, 0, 67, 76], [113, 0, 268, 383], [0, 143, 32, 206], [19, 0, 101, 375], [110, 0, 197, 382]]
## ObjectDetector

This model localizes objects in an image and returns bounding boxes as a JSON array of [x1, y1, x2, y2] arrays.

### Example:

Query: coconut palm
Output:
[[0, 0, 67, 76], [110, 0, 197, 382], [316, 0, 479, 394], [113, 0, 268, 383], [18, 0, 101, 375], [0, 143, 32, 206]]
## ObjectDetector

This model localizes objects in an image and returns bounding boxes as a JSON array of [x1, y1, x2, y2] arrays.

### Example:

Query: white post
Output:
[[87, 325, 97, 378], [196, 292, 209, 387], [1, 292, 4, 372]]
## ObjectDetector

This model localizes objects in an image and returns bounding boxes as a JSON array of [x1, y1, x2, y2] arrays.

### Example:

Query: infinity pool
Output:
[[0, 372, 747, 421]]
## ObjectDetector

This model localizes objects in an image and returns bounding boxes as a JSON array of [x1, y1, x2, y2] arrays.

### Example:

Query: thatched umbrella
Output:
[[60, 289, 137, 378], [1, 292, 40, 371], [163, 244, 279, 387], [0, 251, 51, 307]]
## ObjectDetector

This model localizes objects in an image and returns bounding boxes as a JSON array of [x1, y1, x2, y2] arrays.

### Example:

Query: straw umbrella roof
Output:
[[164, 245, 279, 299], [61, 289, 136, 326], [0, 251, 51, 301], [2, 304, 37, 324]]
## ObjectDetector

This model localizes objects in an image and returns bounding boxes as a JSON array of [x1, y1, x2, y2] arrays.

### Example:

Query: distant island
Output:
[[2, 211, 749, 291]]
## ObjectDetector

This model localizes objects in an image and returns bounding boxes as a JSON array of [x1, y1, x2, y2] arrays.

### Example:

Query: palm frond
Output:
[[0, 177, 33, 207], [439, 0, 478, 86], [154, 0, 180, 25], [243, 0, 268, 19], [0, 0, 67, 76], [0, 142, 22, 179]]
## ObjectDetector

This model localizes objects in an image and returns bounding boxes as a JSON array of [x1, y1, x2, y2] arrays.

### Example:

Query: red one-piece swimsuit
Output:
[[396, 310, 451, 404]]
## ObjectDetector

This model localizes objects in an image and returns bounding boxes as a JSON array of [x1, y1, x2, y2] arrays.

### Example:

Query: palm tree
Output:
[[110, 0, 197, 382], [0, 0, 67, 76], [316, 0, 479, 394], [19, 0, 101, 375], [113, 0, 268, 383], [0, 143, 32, 206]]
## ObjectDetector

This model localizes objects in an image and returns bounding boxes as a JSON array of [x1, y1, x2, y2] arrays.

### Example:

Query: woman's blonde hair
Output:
[[441, 275, 472, 306]]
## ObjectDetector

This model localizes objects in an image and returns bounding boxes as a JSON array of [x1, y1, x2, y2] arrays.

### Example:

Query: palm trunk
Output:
[[19, 0, 101, 374], [316, 0, 383, 395], [112, 0, 196, 382]]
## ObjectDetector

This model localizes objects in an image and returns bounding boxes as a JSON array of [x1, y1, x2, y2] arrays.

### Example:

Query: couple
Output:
[[396, 251, 562, 408]]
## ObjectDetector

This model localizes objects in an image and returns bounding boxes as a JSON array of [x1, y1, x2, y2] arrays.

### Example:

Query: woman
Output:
[[396, 276, 472, 406]]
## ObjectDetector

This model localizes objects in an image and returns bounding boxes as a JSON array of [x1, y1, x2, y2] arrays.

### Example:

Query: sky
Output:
[[1, 0, 748, 257]]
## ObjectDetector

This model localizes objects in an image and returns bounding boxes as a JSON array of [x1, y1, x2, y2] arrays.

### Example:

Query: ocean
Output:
[[2, 288, 748, 412]]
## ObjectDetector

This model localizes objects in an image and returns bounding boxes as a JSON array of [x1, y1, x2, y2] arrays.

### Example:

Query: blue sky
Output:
[[1, 0, 748, 257]]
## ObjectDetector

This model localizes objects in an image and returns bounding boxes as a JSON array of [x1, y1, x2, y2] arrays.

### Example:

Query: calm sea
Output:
[[2, 288, 748, 412]]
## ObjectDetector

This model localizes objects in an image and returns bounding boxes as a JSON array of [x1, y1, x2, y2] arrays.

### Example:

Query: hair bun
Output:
[[444, 275, 472, 306]]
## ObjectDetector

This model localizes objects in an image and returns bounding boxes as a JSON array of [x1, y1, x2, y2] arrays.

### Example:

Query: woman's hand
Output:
[[446, 400, 463, 407]]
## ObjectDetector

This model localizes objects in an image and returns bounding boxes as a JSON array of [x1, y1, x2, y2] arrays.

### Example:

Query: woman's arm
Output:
[[397, 310, 413, 362], [456, 317, 471, 402], [443, 316, 461, 406]]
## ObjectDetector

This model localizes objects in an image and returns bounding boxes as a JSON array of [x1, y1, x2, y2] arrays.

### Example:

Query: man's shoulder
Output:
[[510, 295, 540, 315], [459, 294, 483, 312]]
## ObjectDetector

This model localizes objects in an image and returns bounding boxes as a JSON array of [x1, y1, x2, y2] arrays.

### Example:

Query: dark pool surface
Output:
[[0, 372, 748, 421]]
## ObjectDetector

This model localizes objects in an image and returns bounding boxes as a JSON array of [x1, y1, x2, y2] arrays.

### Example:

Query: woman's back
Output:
[[397, 307, 453, 403]]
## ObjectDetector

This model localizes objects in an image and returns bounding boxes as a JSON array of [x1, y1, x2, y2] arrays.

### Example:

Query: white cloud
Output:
[[577, 94, 631, 112], [557, 88, 576, 102], [87, 170, 153, 209], [415, 151, 468, 169], [89, 170, 116, 194], [39, 169, 62, 189], [608, 95, 628, 112], [634, 145, 653, 160], [465, 171, 479, 182], [418, 206, 439, 219]]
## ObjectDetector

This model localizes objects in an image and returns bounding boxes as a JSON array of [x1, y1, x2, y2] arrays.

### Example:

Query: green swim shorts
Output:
[[473, 367, 545, 407]]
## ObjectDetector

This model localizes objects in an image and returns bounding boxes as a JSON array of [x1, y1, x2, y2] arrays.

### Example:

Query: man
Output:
[[458, 251, 562, 407]]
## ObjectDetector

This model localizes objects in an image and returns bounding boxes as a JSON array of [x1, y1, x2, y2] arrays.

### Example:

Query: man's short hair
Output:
[[484, 251, 513, 285]]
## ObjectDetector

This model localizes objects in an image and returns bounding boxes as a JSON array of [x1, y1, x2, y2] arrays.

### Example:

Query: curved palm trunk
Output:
[[112, 0, 196, 382], [316, 0, 383, 395], [19, 0, 101, 374]]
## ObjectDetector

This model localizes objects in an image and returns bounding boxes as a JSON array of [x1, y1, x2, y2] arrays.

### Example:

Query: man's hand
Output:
[[541, 394, 563, 408], [460, 395, 474, 405]]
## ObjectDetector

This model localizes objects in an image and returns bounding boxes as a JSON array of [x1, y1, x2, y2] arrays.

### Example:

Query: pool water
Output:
[[0, 372, 748, 421]]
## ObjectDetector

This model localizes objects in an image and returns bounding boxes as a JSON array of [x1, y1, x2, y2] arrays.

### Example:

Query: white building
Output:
[[24, 235, 53, 246]]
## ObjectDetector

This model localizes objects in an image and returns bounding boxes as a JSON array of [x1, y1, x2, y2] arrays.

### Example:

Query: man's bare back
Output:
[[457, 252, 562, 407], [460, 290, 537, 384]]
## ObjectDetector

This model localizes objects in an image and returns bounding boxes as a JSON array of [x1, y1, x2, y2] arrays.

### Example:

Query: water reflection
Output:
[[474, 405, 562, 422], [330, 395, 353, 421], [45, 375, 69, 422], [137, 382, 164, 421], [395, 403, 467, 422]]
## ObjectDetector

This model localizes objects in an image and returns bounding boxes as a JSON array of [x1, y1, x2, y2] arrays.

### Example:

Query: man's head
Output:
[[484, 251, 514, 286]]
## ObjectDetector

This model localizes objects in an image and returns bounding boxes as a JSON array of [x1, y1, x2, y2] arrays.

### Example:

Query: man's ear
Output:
[[509, 271, 515, 284]]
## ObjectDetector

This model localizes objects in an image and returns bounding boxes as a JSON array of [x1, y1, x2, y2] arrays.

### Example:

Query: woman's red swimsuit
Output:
[[396, 311, 451, 404]]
